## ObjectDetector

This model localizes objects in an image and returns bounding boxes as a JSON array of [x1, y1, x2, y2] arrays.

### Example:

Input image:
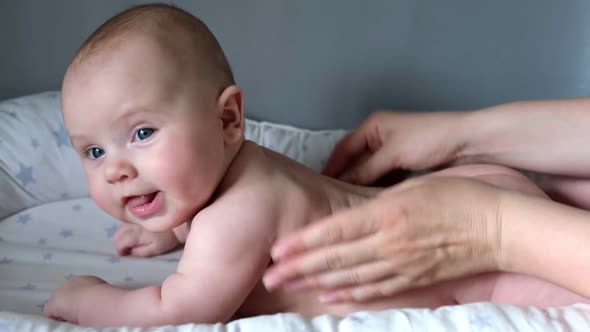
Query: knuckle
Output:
[[324, 252, 345, 270], [321, 224, 344, 243], [368, 111, 386, 124], [365, 127, 383, 153], [347, 270, 363, 285]]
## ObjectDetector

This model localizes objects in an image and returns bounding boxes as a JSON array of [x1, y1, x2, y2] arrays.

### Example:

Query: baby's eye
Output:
[[133, 128, 155, 141], [86, 147, 105, 160]]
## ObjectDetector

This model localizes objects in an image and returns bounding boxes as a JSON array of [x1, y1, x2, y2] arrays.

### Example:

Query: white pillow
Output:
[[0, 92, 346, 219], [0, 92, 87, 219]]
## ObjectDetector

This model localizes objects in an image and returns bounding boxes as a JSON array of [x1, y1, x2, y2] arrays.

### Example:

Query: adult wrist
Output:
[[448, 110, 479, 165]]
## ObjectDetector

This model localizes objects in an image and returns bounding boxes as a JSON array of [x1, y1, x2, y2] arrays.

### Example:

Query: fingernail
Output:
[[262, 274, 278, 291], [271, 246, 287, 261], [319, 293, 338, 304]]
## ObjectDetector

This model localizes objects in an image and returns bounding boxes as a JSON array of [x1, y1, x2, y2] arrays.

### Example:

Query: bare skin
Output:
[[108, 143, 590, 322]]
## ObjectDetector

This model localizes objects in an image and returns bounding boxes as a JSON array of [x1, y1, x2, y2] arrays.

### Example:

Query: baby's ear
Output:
[[216, 85, 244, 145]]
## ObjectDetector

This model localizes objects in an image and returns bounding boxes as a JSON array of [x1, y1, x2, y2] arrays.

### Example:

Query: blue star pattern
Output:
[[104, 224, 118, 238], [0, 257, 13, 264], [65, 273, 76, 280], [108, 256, 121, 264], [31, 138, 39, 149], [17, 214, 31, 224], [19, 283, 37, 291], [52, 125, 70, 148], [38, 238, 48, 246], [72, 204, 82, 211], [15, 163, 35, 187], [60, 229, 73, 238], [42, 253, 53, 261], [36, 300, 48, 312], [6, 111, 17, 118]]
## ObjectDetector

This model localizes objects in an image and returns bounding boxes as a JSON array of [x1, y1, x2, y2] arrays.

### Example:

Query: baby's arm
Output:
[[48, 202, 273, 327]]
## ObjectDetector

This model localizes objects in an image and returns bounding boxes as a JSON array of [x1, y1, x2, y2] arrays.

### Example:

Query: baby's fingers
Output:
[[129, 245, 159, 257]]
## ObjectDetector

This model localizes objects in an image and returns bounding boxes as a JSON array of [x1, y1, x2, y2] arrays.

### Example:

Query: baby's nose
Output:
[[104, 158, 137, 183]]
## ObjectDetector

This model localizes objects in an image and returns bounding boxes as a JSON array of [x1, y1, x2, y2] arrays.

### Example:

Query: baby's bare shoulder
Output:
[[185, 175, 281, 256], [180, 194, 276, 270]]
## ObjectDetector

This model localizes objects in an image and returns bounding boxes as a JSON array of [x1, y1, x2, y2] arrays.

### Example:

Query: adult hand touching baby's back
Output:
[[323, 111, 468, 185], [263, 175, 506, 303]]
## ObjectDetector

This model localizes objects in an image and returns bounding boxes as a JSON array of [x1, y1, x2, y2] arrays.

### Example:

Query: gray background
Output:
[[1, 0, 590, 129]]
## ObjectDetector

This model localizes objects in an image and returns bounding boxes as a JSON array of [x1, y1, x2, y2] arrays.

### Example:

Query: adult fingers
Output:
[[338, 149, 399, 185], [322, 127, 369, 178], [319, 275, 414, 303], [264, 234, 380, 290], [284, 260, 395, 291], [270, 205, 377, 261]]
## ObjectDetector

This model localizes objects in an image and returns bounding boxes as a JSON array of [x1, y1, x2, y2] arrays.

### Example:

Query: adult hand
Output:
[[263, 176, 504, 303], [323, 111, 468, 185]]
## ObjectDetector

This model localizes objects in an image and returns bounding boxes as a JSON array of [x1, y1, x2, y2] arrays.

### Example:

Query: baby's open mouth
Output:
[[124, 191, 163, 218], [125, 192, 159, 208]]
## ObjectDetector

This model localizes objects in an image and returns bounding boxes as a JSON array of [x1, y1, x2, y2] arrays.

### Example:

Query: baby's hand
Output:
[[115, 223, 180, 257], [44, 275, 107, 324]]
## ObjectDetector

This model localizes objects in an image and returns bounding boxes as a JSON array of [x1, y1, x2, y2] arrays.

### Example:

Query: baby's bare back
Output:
[[237, 147, 588, 317]]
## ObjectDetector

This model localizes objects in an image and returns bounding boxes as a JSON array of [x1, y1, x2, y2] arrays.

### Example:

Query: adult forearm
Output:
[[458, 98, 590, 177], [499, 191, 590, 298]]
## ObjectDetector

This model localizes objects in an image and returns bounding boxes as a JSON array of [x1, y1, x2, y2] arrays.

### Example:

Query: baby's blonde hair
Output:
[[70, 3, 235, 88]]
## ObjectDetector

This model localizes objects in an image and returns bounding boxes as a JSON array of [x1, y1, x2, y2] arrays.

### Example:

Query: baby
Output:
[[44, 3, 589, 328]]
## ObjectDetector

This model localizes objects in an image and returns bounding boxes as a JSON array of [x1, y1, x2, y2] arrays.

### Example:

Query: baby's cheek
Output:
[[88, 180, 123, 219], [161, 146, 208, 189]]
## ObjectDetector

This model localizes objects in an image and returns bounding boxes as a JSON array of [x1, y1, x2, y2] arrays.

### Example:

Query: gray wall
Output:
[[1, 1, 590, 129]]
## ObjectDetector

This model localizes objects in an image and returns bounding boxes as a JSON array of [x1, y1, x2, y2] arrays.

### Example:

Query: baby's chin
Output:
[[127, 215, 184, 233], [110, 205, 194, 232]]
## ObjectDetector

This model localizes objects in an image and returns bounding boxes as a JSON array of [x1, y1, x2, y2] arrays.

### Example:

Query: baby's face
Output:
[[62, 35, 229, 232]]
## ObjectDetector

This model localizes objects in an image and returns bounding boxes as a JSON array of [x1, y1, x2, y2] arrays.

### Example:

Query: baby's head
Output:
[[61, 4, 245, 232]]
